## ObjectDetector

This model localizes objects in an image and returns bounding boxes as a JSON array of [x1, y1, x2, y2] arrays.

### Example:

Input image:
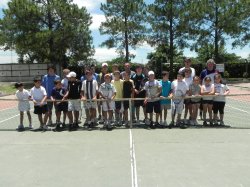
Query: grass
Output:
[[0, 84, 16, 95]]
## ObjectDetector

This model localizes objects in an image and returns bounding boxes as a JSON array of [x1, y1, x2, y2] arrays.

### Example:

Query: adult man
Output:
[[179, 58, 196, 78], [42, 64, 60, 125], [200, 59, 218, 84], [121, 62, 135, 79]]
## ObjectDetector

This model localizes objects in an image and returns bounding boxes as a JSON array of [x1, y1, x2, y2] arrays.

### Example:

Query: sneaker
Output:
[[149, 121, 155, 129], [209, 121, 213, 126], [37, 125, 44, 131], [73, 123, 79, 130], [43, 125, 49, 130], [46, 120, 53, 126], [29, 124, 33, 129], [184, 119, 188, 125], [168, 121, 174, 129], [87, 123, 92, 131], [155, 122, 163, 128], [107, 122, 113, 131], [68, 123, 73, 131], [136, 120, 140, 124], [220, 121, 225, 126], [61, 123, 66, 129], [203, 121, 208, 126], [16, 124, 24, 131], [214, 120, 219, 126], [189, 120, 194, 126], [124, 121, 129, 128]]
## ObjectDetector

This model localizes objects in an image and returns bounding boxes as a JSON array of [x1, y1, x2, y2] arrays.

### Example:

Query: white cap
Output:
[[102, 63, 108, 67], [148, 71, 155, 75], [67, 71, 77, 78]]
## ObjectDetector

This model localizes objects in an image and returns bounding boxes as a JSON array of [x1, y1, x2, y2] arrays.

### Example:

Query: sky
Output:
[[0, 0, 249, 64]]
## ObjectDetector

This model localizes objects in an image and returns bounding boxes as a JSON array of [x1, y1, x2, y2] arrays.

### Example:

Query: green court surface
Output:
[[0, 93, 250, 187]]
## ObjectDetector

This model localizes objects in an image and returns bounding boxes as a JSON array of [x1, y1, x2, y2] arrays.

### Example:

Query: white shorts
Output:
[[102, 100, 115, 112], [171, 101, 184, 115], [68, 100, 81, 111], [84, 101, 97, 109], [161, 104, 171, 110], [18, 101, 30, 112]]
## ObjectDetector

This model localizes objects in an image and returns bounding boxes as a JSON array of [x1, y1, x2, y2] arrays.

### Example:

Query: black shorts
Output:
[[55, 102, 68, 112], [115, 101, 122, 110], [34, 105, 48, 114], [134, 92, 145, 107], [213, 101, 225, 114], [146, 101, 161, 114], [123, 101, 129, 110], [202, 100, 213, 105], [190, 100, 201, 104], [184, 99, 191, 105]]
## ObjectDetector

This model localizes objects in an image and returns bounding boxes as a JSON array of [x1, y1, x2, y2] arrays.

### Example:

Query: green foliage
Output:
[[0, 0, 94, 65], [99, 0, 147, 61], [223, 71, 230, 78]]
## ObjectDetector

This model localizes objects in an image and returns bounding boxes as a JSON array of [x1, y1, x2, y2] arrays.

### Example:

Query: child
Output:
[[201, 76, 214, 126], [213, 74, 230, 126], [30, 76, 49, 130], [81, 70, 98, 130], [159, 71, 171, 126], [111, 71, 124, 126], [15, 82, 32, 130], [64, 71, 82, 131], [144, 71, 162, 129], [189, 76, 201, 126], [170, 72, 188, 128], [183, 68, 193, 124], [51, 80, 68, 131], [99, 74, 116, 130], [61, 68, 70, 89], [123, 72, 135, 127]]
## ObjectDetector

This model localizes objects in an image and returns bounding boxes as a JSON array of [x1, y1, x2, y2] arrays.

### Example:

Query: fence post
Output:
[[129, 99, 133, 129]]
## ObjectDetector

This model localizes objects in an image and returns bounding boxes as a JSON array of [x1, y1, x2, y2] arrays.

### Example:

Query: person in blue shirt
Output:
[[159, 71, 172, 126], [42, 64, 60, 126], [80, 65, 99, 82]]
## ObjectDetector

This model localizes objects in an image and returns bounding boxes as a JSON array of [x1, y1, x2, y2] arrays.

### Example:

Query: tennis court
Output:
[[0, 83, 250, 187]]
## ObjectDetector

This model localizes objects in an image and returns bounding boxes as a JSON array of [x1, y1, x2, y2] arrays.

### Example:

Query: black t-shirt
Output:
[[123, 80, 133, 98], [67, 80, 82, 99], [131, 74, 147, 97]]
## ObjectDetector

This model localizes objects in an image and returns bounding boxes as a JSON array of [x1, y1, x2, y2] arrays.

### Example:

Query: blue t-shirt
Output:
[[51, 87, 67, 100], [160, 80, 171, 105], [42, 74, 60, 97]]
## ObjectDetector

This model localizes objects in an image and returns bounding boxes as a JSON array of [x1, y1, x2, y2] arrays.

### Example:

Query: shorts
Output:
[[134, 92, 145, 107], [84, 101, 97, 109], [190, 99, 201, 104], [171, 101, 184, 115], [115, 101, 122, 110], [161, 104, 171, 110], [184, 99, 191, 105], [18, 101, 30, 112], [213, 101, 225, 114], [146, 101, 161, 114], [47, 102, 54, 111], [68, 100, 81, 111], [34, 105, 48, 114], [55, 102, 68, 112], [123, 101, 129, 110], [102, 100, 115, 111], [202, 100, 213, 105]]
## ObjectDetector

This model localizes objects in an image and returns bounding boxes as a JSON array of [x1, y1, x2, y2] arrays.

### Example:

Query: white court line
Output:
[[0, 114, 20, 124], [226, 104, 250, 114], [129, 129, 138, 187]]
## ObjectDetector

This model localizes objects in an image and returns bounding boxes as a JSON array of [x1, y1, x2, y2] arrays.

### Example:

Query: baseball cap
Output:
[[67, 71, 77, 78], [148, 71, 155, 75], [102, 63, 108, 67]]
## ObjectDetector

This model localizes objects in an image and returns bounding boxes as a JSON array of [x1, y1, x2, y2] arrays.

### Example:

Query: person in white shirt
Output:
[[169, 72, 188, 128], [213, 74, 230, 126], [15, 82, 32, 130], [179, 58, 196, 78], [30, 76, 49, 130], [183, 68, 193, 125]]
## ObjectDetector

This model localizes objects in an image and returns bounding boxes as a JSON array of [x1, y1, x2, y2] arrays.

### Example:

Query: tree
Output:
[[147, 0, 191, 79], [0, 0, 94, 65], [188, 0, 248, 63], [99, 0, 147, 62]]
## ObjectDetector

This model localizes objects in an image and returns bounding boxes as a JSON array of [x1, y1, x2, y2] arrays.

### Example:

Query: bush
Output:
[[223, 71, 230, 78]]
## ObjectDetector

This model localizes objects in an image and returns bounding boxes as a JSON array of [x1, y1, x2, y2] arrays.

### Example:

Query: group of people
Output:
[[14, 58, 230, 131]]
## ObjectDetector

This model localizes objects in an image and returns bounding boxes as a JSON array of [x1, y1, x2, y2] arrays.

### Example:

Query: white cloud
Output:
[[137, 42, 155, 51], [0, 0, 10, 9], [0, 50, 18, 64], [73, 0, 105, 12], [90, 14, 106, 30], [94, 48, 137, 62]]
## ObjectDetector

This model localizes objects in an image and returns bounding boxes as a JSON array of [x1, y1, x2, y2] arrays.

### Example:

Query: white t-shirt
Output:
[[214, 83, 229, 102], [30, 86, 47, 106], [201, 84, 214, 101], [61, 78, 68, 89], [15, 89, 31, 111], [171, 80, 188, 97], [82, 80, 98, 100], [144, 80, 161, 102], [184, 77, 193, 90], [179, 67, 196, 78], [99, 82, 116, 99]]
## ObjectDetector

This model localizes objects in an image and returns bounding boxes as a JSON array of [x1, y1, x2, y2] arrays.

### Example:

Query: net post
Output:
[[129, 99, 133, 129]]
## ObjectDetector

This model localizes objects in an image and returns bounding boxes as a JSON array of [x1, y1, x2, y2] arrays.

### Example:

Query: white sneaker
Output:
[[220, 121, 225, 126]]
